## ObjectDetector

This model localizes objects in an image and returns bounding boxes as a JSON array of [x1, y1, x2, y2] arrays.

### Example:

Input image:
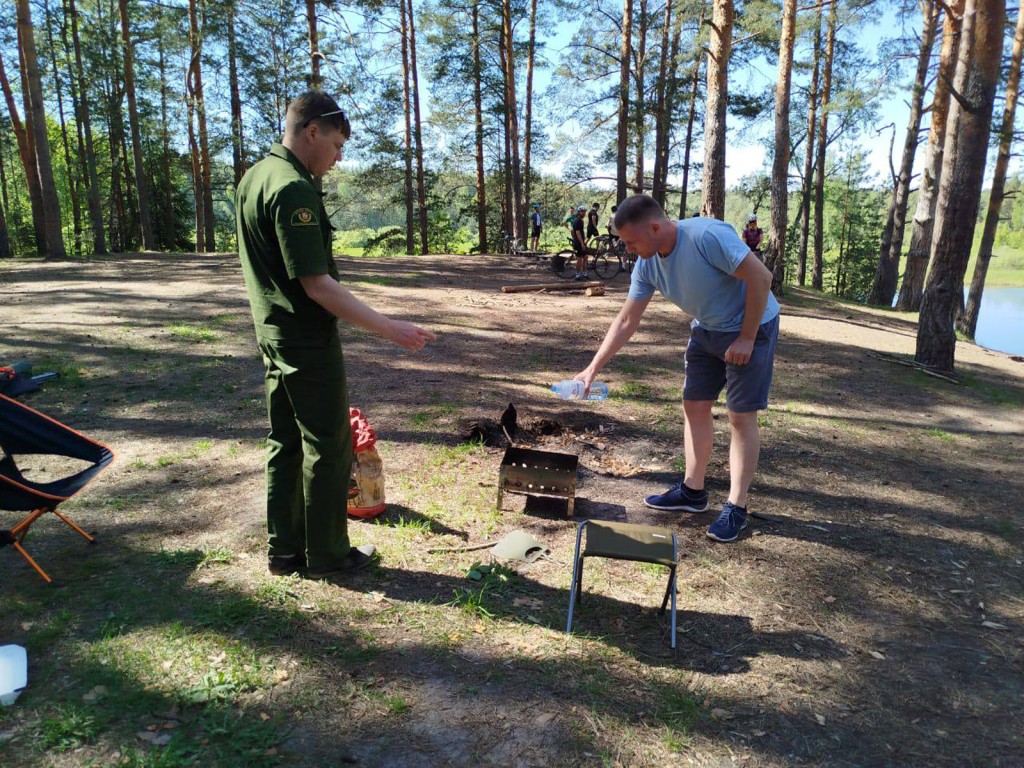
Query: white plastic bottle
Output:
[[551, 380, 609, 400]]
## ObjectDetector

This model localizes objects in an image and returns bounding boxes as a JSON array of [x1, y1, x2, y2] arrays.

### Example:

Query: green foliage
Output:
[[364, 227, 407, 257], [825, 150, 886, 301]]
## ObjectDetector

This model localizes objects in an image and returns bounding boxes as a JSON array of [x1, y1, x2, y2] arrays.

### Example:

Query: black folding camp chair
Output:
[[566, 520, 679, 649], [0, 394, 115, 583]]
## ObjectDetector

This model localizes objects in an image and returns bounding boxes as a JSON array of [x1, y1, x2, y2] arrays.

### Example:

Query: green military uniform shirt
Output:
[[236, 143, 339, 344]]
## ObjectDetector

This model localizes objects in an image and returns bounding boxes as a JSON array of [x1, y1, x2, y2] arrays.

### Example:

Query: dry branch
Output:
[[501, 281, 606, 293]]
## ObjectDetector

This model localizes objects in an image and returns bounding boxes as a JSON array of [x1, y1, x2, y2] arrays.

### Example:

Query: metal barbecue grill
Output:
[[497, 446, 579, 517]]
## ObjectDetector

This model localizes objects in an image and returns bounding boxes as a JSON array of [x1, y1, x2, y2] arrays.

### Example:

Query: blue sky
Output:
[[528, 8, 1019, 191]]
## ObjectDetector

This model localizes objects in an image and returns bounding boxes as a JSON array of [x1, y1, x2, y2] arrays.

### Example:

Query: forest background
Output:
[[1, 0, 1022, 370]]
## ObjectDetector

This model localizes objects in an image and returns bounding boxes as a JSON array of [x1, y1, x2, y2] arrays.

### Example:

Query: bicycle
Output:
[[550, 235, 632, 280], [499, 229, 544, 260]]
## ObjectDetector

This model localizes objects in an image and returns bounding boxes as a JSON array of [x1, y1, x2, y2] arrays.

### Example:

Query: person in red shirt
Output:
[[742, 214, 763, 259]]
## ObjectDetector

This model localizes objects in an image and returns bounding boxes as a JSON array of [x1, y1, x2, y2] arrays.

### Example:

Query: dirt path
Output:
[[1, 252, 1022, 767]]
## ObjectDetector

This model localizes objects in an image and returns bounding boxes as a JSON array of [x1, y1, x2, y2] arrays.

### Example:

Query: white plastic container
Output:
[[0, 644, 27, 706]]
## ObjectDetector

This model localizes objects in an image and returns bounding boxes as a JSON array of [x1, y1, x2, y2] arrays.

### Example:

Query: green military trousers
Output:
[[259, 334, 351, 569]]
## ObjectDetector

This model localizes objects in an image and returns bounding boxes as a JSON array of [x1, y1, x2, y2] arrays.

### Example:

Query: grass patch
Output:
[[961, 373, 1024, 407], [925, 427, 955, 443], [167, 323, 217, 343], [148, 440, 218, 469], [36, 355, 85, 386], [37, 704, 101, 751], [429, 440, 487, 467], [654, 688, 701, 737], [614, 355, 650, 376], [990, 518, 1017, 542], [198, 548, 234, 568], [410, 402, 458, 428], [610, 381, 656, 402]]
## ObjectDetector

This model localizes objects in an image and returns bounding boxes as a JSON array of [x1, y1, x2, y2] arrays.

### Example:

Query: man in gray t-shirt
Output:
[[573, 195, 779, 543]]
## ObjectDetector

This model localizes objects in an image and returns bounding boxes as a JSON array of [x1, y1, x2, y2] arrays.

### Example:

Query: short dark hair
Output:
[[286, 91, 351, 138], [613, 194, 666, 229]]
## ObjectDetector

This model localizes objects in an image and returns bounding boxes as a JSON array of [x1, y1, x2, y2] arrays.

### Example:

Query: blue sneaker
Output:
[[706, 502, 748, 542], [644, 482, 709, 512]]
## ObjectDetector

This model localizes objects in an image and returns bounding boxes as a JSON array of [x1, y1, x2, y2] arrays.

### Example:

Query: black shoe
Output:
[[306, 545, 377, 579], [268, 553, 306, 576]]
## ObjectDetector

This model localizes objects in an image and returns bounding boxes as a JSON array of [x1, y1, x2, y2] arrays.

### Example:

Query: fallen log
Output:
[[501, 281, 605, 294], [584, 285, 605, 296]]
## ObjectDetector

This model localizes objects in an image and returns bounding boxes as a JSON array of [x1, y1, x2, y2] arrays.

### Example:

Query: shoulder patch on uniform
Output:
[[290, 207, 319, 226]]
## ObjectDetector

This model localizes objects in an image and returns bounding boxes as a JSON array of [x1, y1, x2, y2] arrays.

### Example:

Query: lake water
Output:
[[972, 286, 1024, 356]]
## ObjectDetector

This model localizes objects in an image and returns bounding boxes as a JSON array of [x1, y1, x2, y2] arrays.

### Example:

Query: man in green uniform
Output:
[[236, 91, 435, 580]]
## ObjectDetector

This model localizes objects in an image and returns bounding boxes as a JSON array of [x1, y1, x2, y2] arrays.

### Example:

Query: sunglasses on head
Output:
[[302, 108, 347, 130]]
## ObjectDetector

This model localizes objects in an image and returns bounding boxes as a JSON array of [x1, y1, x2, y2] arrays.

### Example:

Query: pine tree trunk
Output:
[[797, 3, 822, 286], [498, 29, 513, 237], [227, 7, 245, 186], [44, 0, 82, 256], [0, 190, 10, 259], [400, 0, 415, 254], [118, 0, 154, 250], [523, 0, 537, 223], [653, 0, 680, 207], [186, 94, 205, 252], [472, 2, 487, 253], [119, 109, 139, 239], [0, 54, 45, 256], [157, 32, 175, 249], [632, 0, 648, 195], [679, 16, 704, 220], [0, 143, 11, 258], [406, 0, 428, 253], [16, 0, 67, 259], [105, 76, 125, 252], [868, 0, 938, 306], [306, 0, 321, 89], [958, 5, 1024, 339], [67, 0, 106, 254], [812, 0, 838, 290], [501, 0, 523, 240], [916, 0, 1004, 372], [762, 0, 797, 295], [897, 0, 963, 311], [616, 0, 633, 203], [701, 0, 733, 219], [188, 0, 216, 251]]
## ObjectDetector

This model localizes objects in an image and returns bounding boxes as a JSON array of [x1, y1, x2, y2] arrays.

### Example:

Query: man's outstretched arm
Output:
[[299, 274, 436, 352], [576, 297, 652, 389]]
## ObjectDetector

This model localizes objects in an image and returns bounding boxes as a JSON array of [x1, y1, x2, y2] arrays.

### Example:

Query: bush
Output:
[[363, 227, 406, 257]]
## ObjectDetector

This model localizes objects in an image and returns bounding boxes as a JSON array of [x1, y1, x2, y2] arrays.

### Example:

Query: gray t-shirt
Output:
[[627, 218, 780, 332]]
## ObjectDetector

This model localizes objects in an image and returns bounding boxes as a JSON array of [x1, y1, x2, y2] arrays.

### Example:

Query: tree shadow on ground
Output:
[[0, 542, 869, 768]]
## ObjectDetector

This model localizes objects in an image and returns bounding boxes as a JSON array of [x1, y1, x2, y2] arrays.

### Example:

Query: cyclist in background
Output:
[[742, 214, 763, 261], [587, 203, 601, 242], [572, 204, 589, 280], [530, 203, 542, 252], [607, 205, 619, 241], [563, 205, 575, 232]]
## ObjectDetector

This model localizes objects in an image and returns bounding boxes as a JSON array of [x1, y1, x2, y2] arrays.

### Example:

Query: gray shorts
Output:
[[683, 315, 779, 413]]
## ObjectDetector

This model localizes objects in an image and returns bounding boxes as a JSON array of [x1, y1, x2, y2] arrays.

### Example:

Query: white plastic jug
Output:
[[0, 644, 27, 706]]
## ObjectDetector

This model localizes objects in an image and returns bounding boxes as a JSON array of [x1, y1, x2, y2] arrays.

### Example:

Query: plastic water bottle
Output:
[[551, 380, 609, 400], [0, 645, 27, 707]]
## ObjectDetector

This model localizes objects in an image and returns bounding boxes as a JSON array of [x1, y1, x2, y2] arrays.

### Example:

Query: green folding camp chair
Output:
[[566, 520, 678, 649]]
